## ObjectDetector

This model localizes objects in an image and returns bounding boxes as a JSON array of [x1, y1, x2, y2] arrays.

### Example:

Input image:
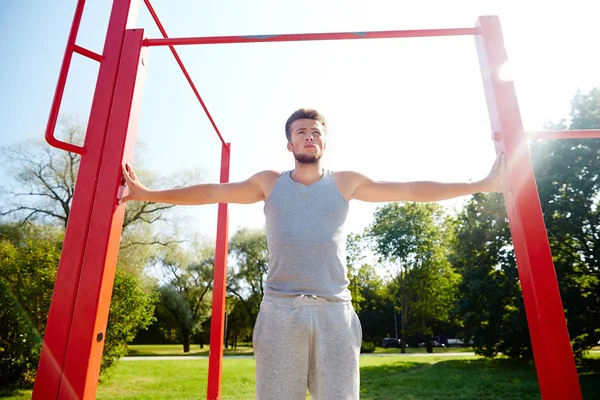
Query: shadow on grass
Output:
[[0, 385, 31, 400], [362, 358, 528, 400], [361, 357, 600, 400], [578, 357, 600, 399]]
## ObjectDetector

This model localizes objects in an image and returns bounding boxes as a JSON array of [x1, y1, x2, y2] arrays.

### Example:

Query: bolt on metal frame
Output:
[[34, 0, 599, 399]]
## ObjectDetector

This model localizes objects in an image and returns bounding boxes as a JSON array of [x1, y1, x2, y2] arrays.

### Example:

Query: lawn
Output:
[[4, 353, 599, 399]]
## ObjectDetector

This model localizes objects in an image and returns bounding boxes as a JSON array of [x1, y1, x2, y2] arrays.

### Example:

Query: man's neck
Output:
[[291, 162, 324, 186]]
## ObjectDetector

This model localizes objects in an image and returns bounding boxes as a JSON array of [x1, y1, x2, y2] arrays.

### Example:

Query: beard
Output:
[[294, 151, 322, 164]]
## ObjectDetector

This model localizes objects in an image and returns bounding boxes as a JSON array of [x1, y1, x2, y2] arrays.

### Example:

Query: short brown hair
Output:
[[284, 108, 327, 142]]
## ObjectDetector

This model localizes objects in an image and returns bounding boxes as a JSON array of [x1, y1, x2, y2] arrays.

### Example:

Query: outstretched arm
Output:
[[346, 154, 505, 203], [119, 164, 272, 205]]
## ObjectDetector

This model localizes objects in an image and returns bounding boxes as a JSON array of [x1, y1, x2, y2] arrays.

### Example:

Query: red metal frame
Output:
[[528, 129, 600, 140], [141, 0, 227, 147], [207, 143, 231, 400], [33, 0, 141, 398], [37, 2, 586, 399], [475, 16, 582, 400], [143, 27, 479, 47]]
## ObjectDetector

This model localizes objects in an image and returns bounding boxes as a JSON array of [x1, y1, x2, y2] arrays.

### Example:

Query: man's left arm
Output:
[[347, 154, 505, 203]]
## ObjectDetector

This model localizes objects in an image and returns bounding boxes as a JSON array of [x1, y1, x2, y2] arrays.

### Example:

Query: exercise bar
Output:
[[527, 129, 600, 140], [143, 27, 480, 47]]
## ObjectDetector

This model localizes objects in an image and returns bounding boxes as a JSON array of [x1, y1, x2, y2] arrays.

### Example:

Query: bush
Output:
[[0, 222, 159, 386], [101, 269, 158, 372], [0, 224, 61, 386], [361, 341, 376, 353]]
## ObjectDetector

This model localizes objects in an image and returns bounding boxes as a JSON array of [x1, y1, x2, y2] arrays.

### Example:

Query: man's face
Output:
[[287, 119, 326, 164]]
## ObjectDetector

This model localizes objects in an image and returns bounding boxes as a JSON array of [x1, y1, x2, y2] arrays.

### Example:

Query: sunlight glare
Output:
[[497, 62, 513, 82]]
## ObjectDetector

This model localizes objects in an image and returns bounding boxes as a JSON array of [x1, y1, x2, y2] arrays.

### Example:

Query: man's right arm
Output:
[[119, 164, 276, 205]]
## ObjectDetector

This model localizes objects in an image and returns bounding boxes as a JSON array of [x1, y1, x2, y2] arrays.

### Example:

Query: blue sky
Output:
[[1, 0, 599, 241]]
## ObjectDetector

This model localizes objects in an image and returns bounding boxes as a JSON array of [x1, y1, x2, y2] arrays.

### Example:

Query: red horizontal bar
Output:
[[73, 44, 103, 62], [143, 27, 479, 47], [527, 129, 600, 140], [142, 0, 227, 147]]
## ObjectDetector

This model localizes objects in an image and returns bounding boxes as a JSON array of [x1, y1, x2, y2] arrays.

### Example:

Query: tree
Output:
[[155, 241, 214, 353], [452, 87, 600, 359], [0, 116, 190, 272], [0, 115, 200, 385], [450, 193, 531, 358], [101, 269, 158, 371], [0, 223, 61, 386], [346, 234, 393, 343], [227, 228, 269, 328], [346, 233, 367, 312], [0, 222, 158, 385], [530, 87, 600, 356], [368, 202, 459, 353], [223, 296, 253, 349]]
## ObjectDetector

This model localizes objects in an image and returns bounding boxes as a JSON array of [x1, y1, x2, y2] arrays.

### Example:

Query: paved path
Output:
[[122, 352, 477, 361], [122, 350, 599, 361]]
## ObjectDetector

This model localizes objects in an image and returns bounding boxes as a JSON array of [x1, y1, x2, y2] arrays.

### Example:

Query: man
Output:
[[120, 108, 504, 400]]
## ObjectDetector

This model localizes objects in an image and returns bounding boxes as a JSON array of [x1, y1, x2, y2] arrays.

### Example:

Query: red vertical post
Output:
[[56, 28, 148, 400], [207, 143, 231, 400], [474, 16, 582, 399], [33, 1, 139, 398]]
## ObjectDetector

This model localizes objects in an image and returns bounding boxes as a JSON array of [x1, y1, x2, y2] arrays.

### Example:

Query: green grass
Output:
[[4, 353, 599, 399]]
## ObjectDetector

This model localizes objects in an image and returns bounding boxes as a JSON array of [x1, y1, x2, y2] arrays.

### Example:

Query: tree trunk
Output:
[[182, 326, 191, 353], [426, 340, 433, 353], [400, 331, 407, 354]]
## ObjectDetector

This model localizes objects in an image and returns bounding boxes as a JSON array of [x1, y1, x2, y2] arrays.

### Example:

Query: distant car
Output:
[[418, 341, 445, 348], [446, 338, 465, 347], [381, 338, 407, 348]]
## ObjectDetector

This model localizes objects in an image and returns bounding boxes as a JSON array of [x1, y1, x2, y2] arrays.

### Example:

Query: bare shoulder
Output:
[[331, 170, 371, 201], [249, 170, 283, 200], [331, 171, 369, 185], [249, 170, 282, 185]]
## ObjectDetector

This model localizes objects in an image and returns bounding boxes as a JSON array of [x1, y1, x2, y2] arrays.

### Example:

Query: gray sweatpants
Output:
[[252, 294, 362, 400]]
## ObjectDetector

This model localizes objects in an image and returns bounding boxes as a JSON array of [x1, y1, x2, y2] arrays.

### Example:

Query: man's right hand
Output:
[[119, 164, 149, 204]]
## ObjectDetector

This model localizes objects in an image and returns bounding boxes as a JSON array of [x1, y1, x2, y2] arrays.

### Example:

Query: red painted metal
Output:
[[45, 0, 87, 155], [33, 1, 140, 398], [141, 0, 227, 147], [207, 143, 231, 400], [528, 129, 600, 140], [73, 44, 104, 62], [475, 16, 582, 400], [143, 27, 479, 47], [57, 29, 148, 399]]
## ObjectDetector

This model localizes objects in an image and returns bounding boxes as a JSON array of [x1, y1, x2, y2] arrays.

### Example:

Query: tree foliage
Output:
[[0, 223, 61, 386], [154, 242, 214, 353], [532, 88, 600, 355], [0, 222, 158, 385], [0, 115, 196, 386], [452, 87, 600, 359], [0, 116, 191, 273], [450, 193, 530, 358], [227, 228, 269, 326], [368, 202, 459, 352], [101, 269, 158, 371]]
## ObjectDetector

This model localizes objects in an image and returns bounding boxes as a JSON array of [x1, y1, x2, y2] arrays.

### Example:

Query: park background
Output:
[[1, 0, 600, 399]]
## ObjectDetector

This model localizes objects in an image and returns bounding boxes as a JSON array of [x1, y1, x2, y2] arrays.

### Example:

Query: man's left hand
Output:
[[480, 153, 505, 192]]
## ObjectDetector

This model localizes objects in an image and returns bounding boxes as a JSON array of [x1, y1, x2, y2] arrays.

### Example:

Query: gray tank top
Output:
[[264, 170, 351, 301]]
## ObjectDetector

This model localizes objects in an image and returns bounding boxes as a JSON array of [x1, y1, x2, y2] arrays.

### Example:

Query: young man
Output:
[[120, 108, 504, 400]]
